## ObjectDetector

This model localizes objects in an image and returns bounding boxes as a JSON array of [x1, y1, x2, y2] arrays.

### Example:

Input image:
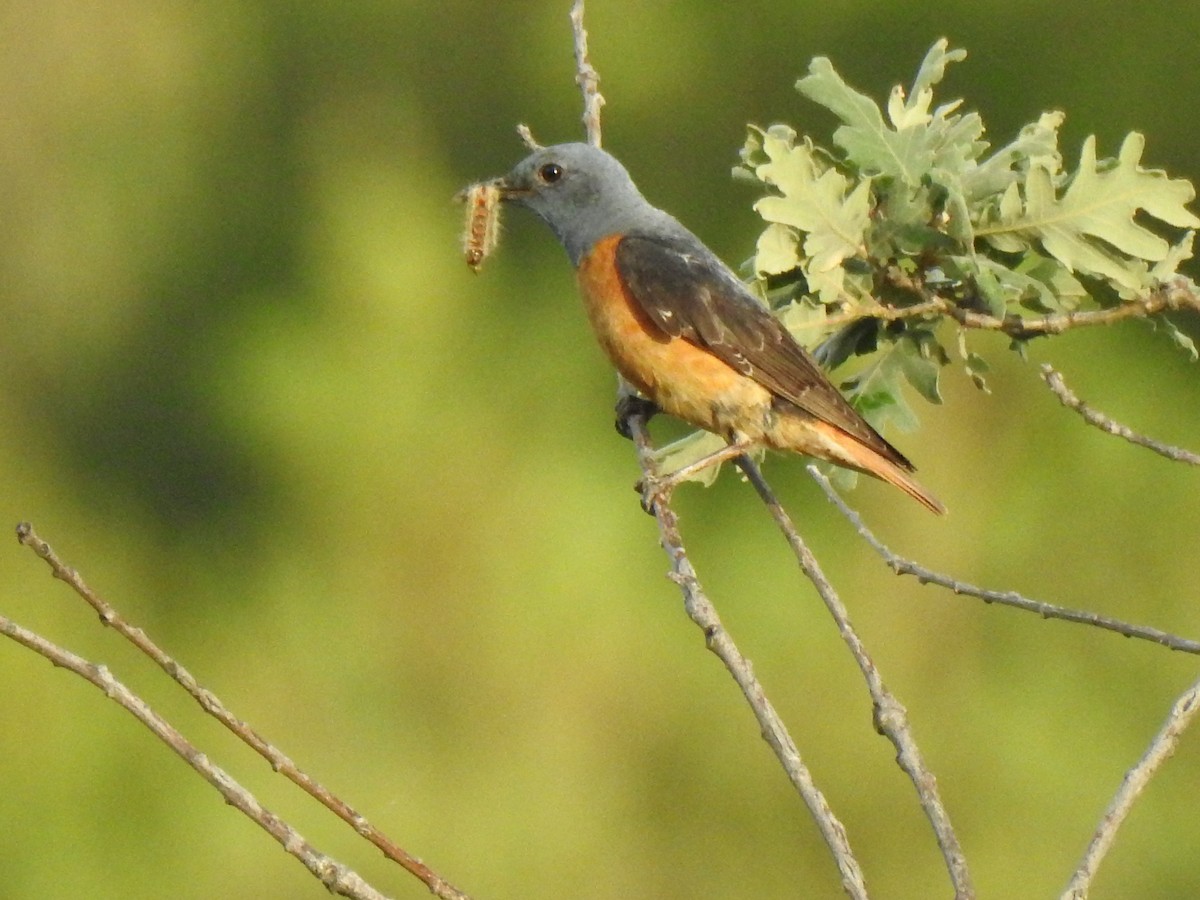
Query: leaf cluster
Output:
[[736, 39, 1199, 431]]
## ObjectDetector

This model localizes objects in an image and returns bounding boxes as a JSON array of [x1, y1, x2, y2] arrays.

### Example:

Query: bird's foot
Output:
[[635, 437, 757, 514], [615, 394, 659, 440]]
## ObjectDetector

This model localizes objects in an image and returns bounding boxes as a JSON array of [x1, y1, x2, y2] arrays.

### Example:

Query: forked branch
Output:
[[12, 523, 471, 900]]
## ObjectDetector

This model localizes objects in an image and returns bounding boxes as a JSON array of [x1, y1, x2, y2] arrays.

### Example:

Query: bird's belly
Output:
[[577, 239, 774, 439]]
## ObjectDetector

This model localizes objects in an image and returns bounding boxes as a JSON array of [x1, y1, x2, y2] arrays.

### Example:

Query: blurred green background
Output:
[[2, 1, 1198, 897]]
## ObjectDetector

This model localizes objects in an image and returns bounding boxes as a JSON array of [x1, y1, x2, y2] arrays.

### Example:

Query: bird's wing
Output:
[[615, 232, 911, 468]]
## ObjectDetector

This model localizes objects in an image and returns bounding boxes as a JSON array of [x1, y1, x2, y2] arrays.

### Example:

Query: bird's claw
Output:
[[615, 395, 659, 440]]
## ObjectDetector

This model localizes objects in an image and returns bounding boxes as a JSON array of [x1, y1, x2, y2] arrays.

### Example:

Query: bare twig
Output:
[[622, 418, 869, 900], [14, 523, 472, 900], [809, 471, 1200, 655], [570, 0, 604, 148], [0, 611, 393, 900], [1061, 675, 1200, 899], [1040, 364, 1200, 466], [737, 459, 974, 899], [516, 123, 542, 151]]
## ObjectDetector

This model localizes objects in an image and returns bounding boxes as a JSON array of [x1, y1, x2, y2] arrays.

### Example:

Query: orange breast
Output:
[[576, 234, 774, 439], [573, 237, 945, 513]]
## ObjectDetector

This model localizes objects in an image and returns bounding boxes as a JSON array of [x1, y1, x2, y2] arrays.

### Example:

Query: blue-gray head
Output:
[[496, 143, 678, 265]]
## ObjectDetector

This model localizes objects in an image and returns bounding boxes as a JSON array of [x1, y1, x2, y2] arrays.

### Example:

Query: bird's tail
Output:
[[852, 451, 946, 515], [773, 417, 946, 515]]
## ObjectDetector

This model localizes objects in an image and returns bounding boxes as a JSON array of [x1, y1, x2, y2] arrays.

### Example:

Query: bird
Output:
[[488, 142, 944, 514]]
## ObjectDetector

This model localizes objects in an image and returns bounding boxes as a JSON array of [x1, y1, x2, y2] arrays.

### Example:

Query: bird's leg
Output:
[[614, 393, 659, 439], [637, 434, 755, 514]]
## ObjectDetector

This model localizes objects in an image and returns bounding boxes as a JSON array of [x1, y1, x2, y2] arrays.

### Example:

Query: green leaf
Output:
[[954, 253, 1085, 317], [838, 335, 940, 434], [963, 111, 1065, 204], [1150, 231, 1196, 282], [897, 331, 946, 404], [754, 222, 800, 275], [798, 40, 978, 194], [969, 260, 1011, 317], [956, 330, 991, 392], [1015, 252, 1087, 309], [1161, 318, 1199, 361], [648, 431, 729, 487], [978, 133, 1200, 293], [748, 126, 871, 303], [778, 297, 844, 348], [854, 384, 920, 433]]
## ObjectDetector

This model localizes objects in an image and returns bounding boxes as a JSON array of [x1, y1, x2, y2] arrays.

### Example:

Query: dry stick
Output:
[[516, 123, 542, 151], [736, 458, 974, 900], [14, 523, 472, 900], [1040, 364, 1200, 466], [1061, 675, 1200, 900], [808, 473, 1200, 656], [570, 0, 604, 149], [0, 611, 393, 900], [622, 416, 869, 900], [568, 0, 638, 421]]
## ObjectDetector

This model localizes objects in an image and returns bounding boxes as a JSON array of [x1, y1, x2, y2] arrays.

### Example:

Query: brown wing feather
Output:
[[615, 233, 913, 469]]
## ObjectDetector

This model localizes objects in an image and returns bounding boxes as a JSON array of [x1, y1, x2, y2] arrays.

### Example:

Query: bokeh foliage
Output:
[[1, 2, 1198, 898]]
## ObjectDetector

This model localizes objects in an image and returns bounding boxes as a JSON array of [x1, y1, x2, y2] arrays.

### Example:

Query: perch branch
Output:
[[737, 459, 973, 899], [0, 610, 392, 900], [622, 418, 868, 899], [1040, 365, 1200, 466], [564, 7, 866, 894], [809, 472, 1200, 655], [14, 523, 471, 900]]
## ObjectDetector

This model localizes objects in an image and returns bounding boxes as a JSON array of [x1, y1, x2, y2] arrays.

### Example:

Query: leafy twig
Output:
[[809, 471, 1200, 655], [1061, 675, 1200, 900], [14, 523, 471, 900], [0, 607, 393, 900], [780, 274, 1200, 356], [1040, 364, 1200, 465], [737, 459, 974, 899], [936, 280, 1200, 341], [874, 270, 1200, 340]]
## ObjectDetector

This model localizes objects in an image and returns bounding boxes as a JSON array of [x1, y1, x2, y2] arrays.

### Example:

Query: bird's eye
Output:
[[538, 163, 564, 184]]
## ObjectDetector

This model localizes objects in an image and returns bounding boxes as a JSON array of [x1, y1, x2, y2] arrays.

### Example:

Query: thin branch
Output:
[[570, 0, 604, 147], [736, 459, 973, 899], [1040, 364, 1200, 465], [1061, 675, 1200, 900], [809, 471, 1200, 655], [0, 611, 393, 900], [516, 123, 542, 151], [868, 271, 1200, 339], [14, 523, 472, 900], [621, 417, 869, 900]]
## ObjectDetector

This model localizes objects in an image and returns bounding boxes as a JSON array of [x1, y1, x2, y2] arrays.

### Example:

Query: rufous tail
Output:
[[781, 418, 946, 515], [861, 455, 945, 515]]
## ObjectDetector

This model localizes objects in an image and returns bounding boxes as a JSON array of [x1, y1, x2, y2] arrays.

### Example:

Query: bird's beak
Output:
[[454, 177, 527, 206], [492, 177, 530, 202]]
